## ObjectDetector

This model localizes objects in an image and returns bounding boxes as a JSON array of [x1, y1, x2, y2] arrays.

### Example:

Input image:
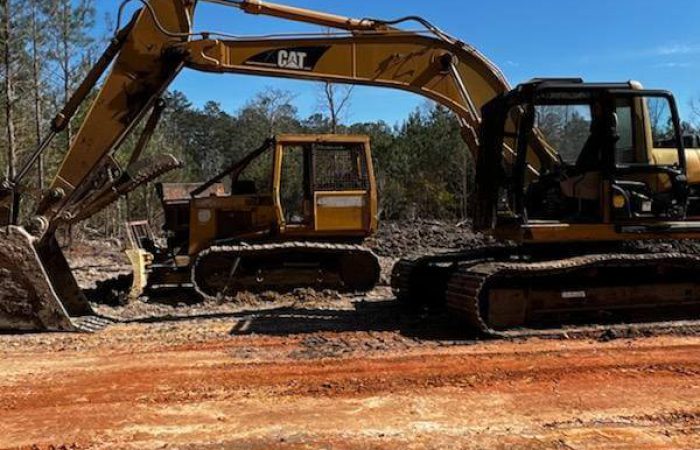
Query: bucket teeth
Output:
[[71, 316, 114, 333]]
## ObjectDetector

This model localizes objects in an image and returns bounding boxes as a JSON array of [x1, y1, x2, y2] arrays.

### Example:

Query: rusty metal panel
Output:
[[159, 182, 228, 204]]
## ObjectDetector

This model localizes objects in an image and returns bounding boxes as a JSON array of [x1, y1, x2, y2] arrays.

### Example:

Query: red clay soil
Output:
[[0, 317, 699, 450]]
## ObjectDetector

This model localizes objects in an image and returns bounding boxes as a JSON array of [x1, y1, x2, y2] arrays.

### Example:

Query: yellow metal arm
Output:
[[37, 0, 196, 229], [180, 33, 508, 129], [208, 0, 383, 31]]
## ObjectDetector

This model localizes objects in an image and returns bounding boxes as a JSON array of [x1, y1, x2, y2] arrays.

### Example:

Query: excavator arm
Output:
[[0, 0, 547, 332], [180, 34, 501, 141], [0, 0, 198, 331], [33, 0, 196, 231]]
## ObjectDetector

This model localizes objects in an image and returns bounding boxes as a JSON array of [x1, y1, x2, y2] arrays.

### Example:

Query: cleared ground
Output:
[[1, 222, 699, 449]]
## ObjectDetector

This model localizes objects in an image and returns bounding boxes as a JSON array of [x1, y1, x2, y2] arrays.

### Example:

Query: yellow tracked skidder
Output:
[[124, 134, 379, 300]]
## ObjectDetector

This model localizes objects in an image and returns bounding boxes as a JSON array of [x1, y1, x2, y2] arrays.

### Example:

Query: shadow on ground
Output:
[[226, 299, 480, 341], [83, 273, 480, 340]]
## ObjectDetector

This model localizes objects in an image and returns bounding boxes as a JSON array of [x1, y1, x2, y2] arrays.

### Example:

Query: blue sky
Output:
[[97, 0, 700, 125]]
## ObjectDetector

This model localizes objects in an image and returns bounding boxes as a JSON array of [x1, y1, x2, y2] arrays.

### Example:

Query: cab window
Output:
[[614, 100, 635, 164], [534, 104, 592, 165]]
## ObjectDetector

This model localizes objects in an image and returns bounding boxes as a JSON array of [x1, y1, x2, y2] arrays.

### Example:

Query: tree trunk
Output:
[[145, 187, 151, 223], [324, 82, 338, 133], [322, 82, 353, 134], [60, 0, 72, 149], [2, 0, 17, 180], [462, 148, 469, 220], [30, 1, 44, 189]]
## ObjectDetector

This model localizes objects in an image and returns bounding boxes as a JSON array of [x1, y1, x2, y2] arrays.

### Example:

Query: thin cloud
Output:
[[653, 62, 693, 69], [573, 42, 700, 65], [654, 43, 700, 56]]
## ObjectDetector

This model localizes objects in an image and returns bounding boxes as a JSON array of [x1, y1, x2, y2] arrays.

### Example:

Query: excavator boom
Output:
[[30, 0, 539, 231]]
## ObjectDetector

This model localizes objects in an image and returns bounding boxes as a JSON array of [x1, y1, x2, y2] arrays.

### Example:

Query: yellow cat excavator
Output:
[[0, 0, 699, 333]]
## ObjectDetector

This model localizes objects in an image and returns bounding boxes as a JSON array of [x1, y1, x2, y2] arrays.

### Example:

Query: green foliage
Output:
[[369, 105, 472, 219]]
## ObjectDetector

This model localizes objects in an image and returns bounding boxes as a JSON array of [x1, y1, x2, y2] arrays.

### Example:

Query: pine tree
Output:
[[1, 0, 17, 180], [28, 0, 49, 188], [46, 0, 95, 151]]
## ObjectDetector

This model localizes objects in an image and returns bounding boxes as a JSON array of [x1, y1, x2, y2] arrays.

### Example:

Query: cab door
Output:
[[609, 92, 688, 224], [312, 141, 374, 234], [276, 138, 375, 237]]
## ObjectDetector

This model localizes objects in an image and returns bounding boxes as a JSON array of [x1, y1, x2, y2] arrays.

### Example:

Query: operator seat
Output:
[[560, 108, 608, 203]]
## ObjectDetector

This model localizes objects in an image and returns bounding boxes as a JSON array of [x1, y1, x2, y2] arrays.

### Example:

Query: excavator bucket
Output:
[[0, 226, 108, 332]]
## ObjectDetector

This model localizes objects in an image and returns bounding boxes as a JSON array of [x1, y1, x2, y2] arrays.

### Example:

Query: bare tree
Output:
[[691, 97, 700, 129], [47, 0, 94, 151], [320, 82, 353, 133], [1, 0, 17, 180], [317, 26, 353, 133], [254, 88, 297, 135], [647, 97, 668, 137]]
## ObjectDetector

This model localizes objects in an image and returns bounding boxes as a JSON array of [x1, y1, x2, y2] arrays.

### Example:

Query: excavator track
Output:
[[193, 242, 380, 300], [446, 252, 700, 337], [391, 258, 420, 304], [391, 254, 463, 308], [391, 246, 512, 308]]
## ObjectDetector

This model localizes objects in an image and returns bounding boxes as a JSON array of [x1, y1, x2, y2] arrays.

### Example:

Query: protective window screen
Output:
[[313, 144, 369, 191]]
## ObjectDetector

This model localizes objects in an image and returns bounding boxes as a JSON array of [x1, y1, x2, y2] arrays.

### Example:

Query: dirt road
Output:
[[1, 300, 699, 449]]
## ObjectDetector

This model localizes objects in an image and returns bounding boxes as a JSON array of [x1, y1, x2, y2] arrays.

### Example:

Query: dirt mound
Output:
[[67, 240, 131, 290], [625, 239, 700, 255], [366, 219, 496, 258]]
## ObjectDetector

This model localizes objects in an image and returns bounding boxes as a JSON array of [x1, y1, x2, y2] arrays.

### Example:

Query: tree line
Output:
[[0, 0, 95, 188]]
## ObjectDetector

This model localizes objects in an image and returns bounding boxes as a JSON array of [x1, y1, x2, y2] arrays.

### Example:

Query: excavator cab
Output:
[[476, 79, 691, 242]]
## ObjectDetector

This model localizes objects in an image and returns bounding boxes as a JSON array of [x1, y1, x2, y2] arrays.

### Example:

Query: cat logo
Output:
[[245, 46, 330, 71], [277, 50, 308, 70]]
